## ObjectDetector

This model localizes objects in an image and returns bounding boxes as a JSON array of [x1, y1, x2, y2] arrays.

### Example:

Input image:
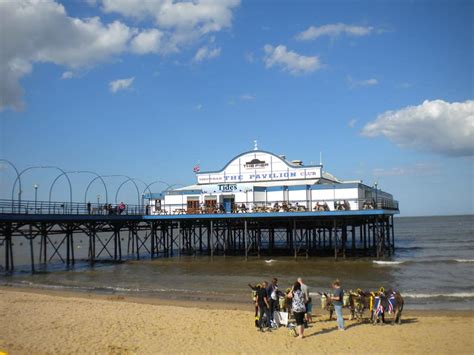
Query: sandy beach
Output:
[[0, 288, 473, 354]]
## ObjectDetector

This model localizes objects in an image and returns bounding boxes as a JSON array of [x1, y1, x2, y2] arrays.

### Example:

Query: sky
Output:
[[0, 0, 472, 216]]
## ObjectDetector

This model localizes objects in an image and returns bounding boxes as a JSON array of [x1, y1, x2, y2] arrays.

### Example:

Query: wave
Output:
[[5, 281, 225, 296], [404, 292, 474, 299], [373, 258, 474, 266], [373, 260, 405, 265]]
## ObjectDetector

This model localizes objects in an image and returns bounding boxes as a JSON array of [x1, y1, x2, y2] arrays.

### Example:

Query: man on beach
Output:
[[331, 279, 345, 330], [266, 278, 279, 327], [297, 277, 309, 326], [256, 281, 271, 331]]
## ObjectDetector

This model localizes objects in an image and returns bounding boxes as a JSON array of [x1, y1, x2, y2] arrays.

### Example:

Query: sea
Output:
[[1, 215, 473, 310]]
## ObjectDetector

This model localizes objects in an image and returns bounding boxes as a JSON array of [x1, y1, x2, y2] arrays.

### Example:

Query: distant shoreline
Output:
[[395, 213, 474, 218]]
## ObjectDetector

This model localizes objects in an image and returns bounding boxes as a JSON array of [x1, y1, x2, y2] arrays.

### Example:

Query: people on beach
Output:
[[287, 281, 306, 339], [297, 277, 310, 327], [306, 297, 313, 324], [256, 281, 271, 331], [331, 279, 345, 330], [248, 283, 261, 327], [267, 278, 280, 327]]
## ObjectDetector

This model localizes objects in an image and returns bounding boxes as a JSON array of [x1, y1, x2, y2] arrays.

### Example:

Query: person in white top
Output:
[[297, 277, 309, 326]]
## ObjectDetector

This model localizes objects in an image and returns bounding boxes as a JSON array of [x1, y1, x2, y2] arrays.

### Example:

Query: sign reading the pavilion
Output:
[[196, 151, 321, 184]]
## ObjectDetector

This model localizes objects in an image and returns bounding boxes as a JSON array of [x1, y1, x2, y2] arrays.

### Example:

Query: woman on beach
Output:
[[287, 281, 306, 339]]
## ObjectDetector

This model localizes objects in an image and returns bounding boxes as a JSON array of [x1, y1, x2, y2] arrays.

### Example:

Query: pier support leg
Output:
[[244, 220, 248, 260], [210, 221, 214, 259], [4, 223, 14, 272], [29, 225, 35, 273]]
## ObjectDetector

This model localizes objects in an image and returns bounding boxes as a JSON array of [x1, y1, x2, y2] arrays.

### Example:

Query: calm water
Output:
[[1, 215, 473, 310]]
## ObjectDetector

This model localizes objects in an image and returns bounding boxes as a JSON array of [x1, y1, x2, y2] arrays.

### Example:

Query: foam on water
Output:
[[373, 260, 405, 265], [403, 292, 474, 299]]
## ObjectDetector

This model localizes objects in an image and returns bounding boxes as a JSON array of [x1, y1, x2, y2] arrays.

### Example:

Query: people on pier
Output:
[[118, 202, 126, 215]]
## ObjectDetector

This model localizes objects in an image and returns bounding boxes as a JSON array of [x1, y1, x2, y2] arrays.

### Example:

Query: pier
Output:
[[0, 199, 397, 274], [0, 150, 400, 273]]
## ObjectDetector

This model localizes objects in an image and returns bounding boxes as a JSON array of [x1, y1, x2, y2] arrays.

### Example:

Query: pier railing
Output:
[[155, 198, 399, 215], [0, 199, 145, 215], [0, 197, 398, 216]]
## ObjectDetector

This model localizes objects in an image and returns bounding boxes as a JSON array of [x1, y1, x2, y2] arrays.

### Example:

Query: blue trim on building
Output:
[[142, 209, 399, 220], [166, 189, 202, 195], [196, 149, 323, 175], [166, 182, 365, 196], [143, 193, 165, 199], [267, 186, 284, 192]]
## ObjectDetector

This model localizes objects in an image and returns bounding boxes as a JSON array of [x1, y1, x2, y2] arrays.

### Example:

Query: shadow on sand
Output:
[[305, 317, 418, 337]]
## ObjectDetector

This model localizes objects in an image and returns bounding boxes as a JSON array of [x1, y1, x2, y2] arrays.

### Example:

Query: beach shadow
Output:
[[305, 318, 377, 337], [306, 327, 338, 337], [399, 317, 418, 324]]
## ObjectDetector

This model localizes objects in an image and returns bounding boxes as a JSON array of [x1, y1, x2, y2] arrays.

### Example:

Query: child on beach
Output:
[[305, 297, 313, 324]]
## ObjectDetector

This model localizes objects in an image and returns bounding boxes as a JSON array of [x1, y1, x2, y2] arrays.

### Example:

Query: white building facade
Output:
[[149, 149, 397, 214]]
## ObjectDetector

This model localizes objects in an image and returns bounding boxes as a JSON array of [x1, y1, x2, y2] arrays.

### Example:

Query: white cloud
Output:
[[361, 99, 474, 157], [101, 0, 240, 48], [296, 23, 374, 41], [240, 94, 255, 100], [194, 103, 203, 110], [348, 118, 357, 128], [263, 44, 322, 75], [193, 46, 221, 62], [130, 29, 163, 54], [61, 71, 77, 80], [348, 76, 378, 88], [109, 77, 135, 93], [0, 0, 136, 110], [0, 0, 240, 111], [373, 163, 441, 177]]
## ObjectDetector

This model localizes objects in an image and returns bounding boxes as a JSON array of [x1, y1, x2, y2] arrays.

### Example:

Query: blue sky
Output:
[[0, 0, 472, 216]]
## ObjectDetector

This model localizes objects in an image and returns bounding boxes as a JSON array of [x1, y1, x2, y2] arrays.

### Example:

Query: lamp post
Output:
[[374, 182, 378, 209], [18, 189, 22, 213], [34, 184, 38, 212], [97, 194, 101, 210]]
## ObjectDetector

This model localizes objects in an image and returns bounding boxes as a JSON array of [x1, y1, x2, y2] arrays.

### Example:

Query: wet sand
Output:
[[1, 287, 473, 354]]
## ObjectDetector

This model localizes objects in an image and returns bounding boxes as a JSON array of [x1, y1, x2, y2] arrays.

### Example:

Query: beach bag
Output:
[[275, 311, 288, 326]]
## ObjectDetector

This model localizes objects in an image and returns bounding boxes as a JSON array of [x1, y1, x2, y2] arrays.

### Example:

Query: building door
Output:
[[187, 198, 199, 214], [204, 198, 217, 213], [223, 196, 234, 213]]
